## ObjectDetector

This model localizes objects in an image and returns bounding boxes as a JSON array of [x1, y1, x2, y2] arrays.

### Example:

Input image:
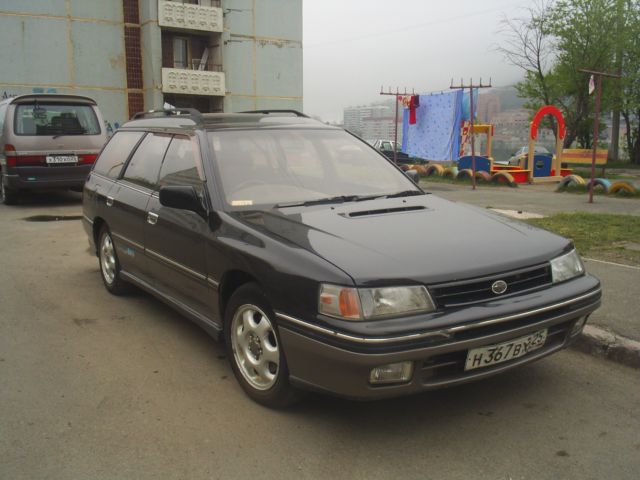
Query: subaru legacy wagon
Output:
[[82, 109, 601, 407]]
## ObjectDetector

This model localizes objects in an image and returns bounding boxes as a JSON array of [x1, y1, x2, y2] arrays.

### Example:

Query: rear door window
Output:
[[94, 131, 145, 179], [14, 103, 101, 136], [158, 136, 205, 195], [122, 133, 172, 190]]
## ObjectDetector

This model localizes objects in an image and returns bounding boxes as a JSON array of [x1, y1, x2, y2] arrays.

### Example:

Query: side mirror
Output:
[[159, 185, 204, 213], [405, 169, 420, 183]]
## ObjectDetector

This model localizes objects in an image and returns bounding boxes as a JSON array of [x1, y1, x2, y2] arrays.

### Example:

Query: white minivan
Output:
[[0, 94, 108, 204]]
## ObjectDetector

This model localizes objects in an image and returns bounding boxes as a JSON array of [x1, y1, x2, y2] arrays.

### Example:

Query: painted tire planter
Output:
[[425, 164, 444, 177], [456, 169, 474, 180], [557, 174, 586, 190], [586, 178, 612, 193], [609, 181, 637, 195], [490, 171, 517, 187], [442, 166, 459, 179], [474, 171, 492, 182], [411, 165, 428, 176]]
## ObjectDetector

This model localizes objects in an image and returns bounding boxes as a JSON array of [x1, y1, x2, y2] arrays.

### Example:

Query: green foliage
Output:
[[502, 0, 636, 151], [619, 1, 640, 164]]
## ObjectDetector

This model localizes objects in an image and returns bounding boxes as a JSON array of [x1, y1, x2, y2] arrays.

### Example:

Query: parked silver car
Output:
[[0, 94, 107, 204]]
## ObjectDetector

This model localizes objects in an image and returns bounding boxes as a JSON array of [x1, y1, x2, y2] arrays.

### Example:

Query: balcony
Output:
[[158, 0, 223, 33], [161, 67, 225, 97]]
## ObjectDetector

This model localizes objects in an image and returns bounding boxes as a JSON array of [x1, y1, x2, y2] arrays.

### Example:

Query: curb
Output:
[[571, 324, 640, 369]]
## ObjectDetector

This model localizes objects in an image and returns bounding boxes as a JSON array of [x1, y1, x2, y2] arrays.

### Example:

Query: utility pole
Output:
[[379, 86, 415, 165], [450, 78, 492, 190], [608, 0, 625, 164], [578, 68, 621, 204]]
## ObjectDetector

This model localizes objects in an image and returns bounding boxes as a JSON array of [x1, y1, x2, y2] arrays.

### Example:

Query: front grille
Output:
[[430, 263, 552, 308]]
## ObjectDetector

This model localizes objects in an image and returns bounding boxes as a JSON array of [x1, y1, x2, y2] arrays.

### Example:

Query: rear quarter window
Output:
[[93, 131, 145, 179], [121, 133, 172, 190]]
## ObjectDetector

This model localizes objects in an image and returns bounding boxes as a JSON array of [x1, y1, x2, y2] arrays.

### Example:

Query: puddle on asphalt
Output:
[[23, 215, 83, 222]]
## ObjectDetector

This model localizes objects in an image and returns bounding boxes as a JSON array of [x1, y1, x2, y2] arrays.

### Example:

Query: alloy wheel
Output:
[[100, 233, 117, 285], [230, 304, 280, 390]]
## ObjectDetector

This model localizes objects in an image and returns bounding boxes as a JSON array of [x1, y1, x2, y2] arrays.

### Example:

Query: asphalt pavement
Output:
[[1, 192, 639, 479]]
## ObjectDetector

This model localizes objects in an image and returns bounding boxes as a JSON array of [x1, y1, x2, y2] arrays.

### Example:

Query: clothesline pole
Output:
[[450, 78, 492, 191], [380, 86, 415, 165]]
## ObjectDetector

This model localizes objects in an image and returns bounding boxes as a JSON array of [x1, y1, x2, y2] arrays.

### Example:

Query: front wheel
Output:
[[224, 283, 301, 408]]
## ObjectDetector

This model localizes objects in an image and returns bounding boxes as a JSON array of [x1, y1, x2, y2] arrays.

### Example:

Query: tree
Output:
[[499, 0, 619, 148], [619, 1, 640, 164]]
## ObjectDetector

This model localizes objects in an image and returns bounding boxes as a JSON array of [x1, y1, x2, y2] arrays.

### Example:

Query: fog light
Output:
[[369, 361, 413, 385], [571, 316, 588, 336]]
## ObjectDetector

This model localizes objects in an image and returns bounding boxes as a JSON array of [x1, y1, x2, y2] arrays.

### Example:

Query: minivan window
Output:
[[158, 136, 205, 195], [122, 133, 171, 190], [14, 103, 101, 136], [94, 131, 145, 179]]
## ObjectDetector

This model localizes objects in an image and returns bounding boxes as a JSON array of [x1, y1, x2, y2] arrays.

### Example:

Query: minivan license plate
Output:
[[46, 155, 78, 165], [465, 329, 548, 371]]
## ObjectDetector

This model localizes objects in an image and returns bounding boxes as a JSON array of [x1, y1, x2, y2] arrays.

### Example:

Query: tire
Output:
[[0, 171, 18, 205], [224, 283, 301, 408], [98, 225, 130, 295]]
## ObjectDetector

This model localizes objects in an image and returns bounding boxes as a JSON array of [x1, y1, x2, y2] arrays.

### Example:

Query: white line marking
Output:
[[583, 257, 640, 270]]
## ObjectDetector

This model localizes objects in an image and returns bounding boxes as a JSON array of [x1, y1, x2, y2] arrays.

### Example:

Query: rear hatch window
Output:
[[14, 103, 101, 136]]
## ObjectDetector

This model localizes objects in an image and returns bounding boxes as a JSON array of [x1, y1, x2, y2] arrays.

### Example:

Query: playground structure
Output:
[[456, 105, 573, 185]]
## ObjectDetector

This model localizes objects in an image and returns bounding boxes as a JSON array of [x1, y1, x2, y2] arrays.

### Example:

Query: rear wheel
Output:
[[98, 225, 130, 295], [224, 283, 301, 408], [0, 171, 18, 205]]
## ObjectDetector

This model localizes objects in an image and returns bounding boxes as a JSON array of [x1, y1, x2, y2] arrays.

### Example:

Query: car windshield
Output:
[[14, 103, 101, 136], [208, 129, 420, 209]]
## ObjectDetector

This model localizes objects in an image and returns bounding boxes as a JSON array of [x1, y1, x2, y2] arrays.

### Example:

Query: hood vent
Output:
[[346, 205, 426, 218]]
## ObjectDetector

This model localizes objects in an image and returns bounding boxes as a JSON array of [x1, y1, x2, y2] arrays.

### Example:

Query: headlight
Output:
[[550, 249, 585, 283], [319, 284, 436, 320]]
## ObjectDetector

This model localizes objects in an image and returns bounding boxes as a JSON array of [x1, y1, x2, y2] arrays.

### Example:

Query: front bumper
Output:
[[277, 279, 601, 400]]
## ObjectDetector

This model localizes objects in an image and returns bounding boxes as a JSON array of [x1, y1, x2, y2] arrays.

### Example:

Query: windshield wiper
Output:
[[385, 190, 426, 199], [275, 195, 368, 208]]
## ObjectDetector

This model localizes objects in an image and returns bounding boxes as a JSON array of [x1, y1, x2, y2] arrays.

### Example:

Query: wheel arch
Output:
[[218, 270, 263, 323]]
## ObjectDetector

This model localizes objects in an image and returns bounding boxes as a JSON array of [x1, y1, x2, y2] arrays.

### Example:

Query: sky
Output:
[[303, 0, 532, 122]]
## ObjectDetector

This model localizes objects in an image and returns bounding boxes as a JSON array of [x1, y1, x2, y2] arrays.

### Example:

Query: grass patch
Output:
[[527, 212, 640, 266]]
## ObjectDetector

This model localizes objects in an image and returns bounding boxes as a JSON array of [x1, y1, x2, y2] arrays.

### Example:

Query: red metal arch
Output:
[[530, 105, 566, 140]]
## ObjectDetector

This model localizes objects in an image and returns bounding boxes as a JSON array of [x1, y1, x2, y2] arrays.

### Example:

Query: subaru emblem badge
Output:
[[491, 280, 508, 295]]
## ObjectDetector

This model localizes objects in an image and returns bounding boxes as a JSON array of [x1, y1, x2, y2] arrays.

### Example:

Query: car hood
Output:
[[235, 194, 570, 286]]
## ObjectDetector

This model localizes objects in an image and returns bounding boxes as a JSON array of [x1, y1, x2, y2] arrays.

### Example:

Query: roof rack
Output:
[[131, 108, 203, 121], [240, 109, 309, 118]]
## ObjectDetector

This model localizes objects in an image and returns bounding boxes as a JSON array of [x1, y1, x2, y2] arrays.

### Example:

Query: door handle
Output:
[[106, 196, 114, 207], [147, 212, 159, 225]]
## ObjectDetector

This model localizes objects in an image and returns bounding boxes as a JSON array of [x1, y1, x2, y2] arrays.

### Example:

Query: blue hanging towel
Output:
[[402, 91, 463, 161]]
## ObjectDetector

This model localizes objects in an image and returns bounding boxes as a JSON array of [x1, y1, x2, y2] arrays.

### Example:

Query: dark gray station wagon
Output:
[[82, 109, 601, 407]]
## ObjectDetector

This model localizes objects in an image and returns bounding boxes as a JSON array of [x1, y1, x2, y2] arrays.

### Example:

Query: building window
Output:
[[173, 37, 189, 69]]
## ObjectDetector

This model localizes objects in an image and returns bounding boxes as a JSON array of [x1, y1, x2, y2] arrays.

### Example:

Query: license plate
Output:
[[46, 155, 78, 165], [465, 329, 548, 371]]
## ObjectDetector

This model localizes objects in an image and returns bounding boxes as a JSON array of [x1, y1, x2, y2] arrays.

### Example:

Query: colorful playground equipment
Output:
[[456, 106, 573, 185]]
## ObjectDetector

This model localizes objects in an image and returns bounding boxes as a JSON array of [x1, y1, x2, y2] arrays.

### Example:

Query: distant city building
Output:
[[343, 104, 402, 142], [0, 0, 302, 127]]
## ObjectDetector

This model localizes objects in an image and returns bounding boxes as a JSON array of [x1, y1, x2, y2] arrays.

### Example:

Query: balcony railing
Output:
[[161, 68, 225, 96], [158, 0, 223, 33]]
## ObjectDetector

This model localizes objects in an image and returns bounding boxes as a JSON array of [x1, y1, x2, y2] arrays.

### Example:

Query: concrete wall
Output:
[[0, 0, 128, 129], [0, 0, 303, 123], [222, 0, 303, 112]]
